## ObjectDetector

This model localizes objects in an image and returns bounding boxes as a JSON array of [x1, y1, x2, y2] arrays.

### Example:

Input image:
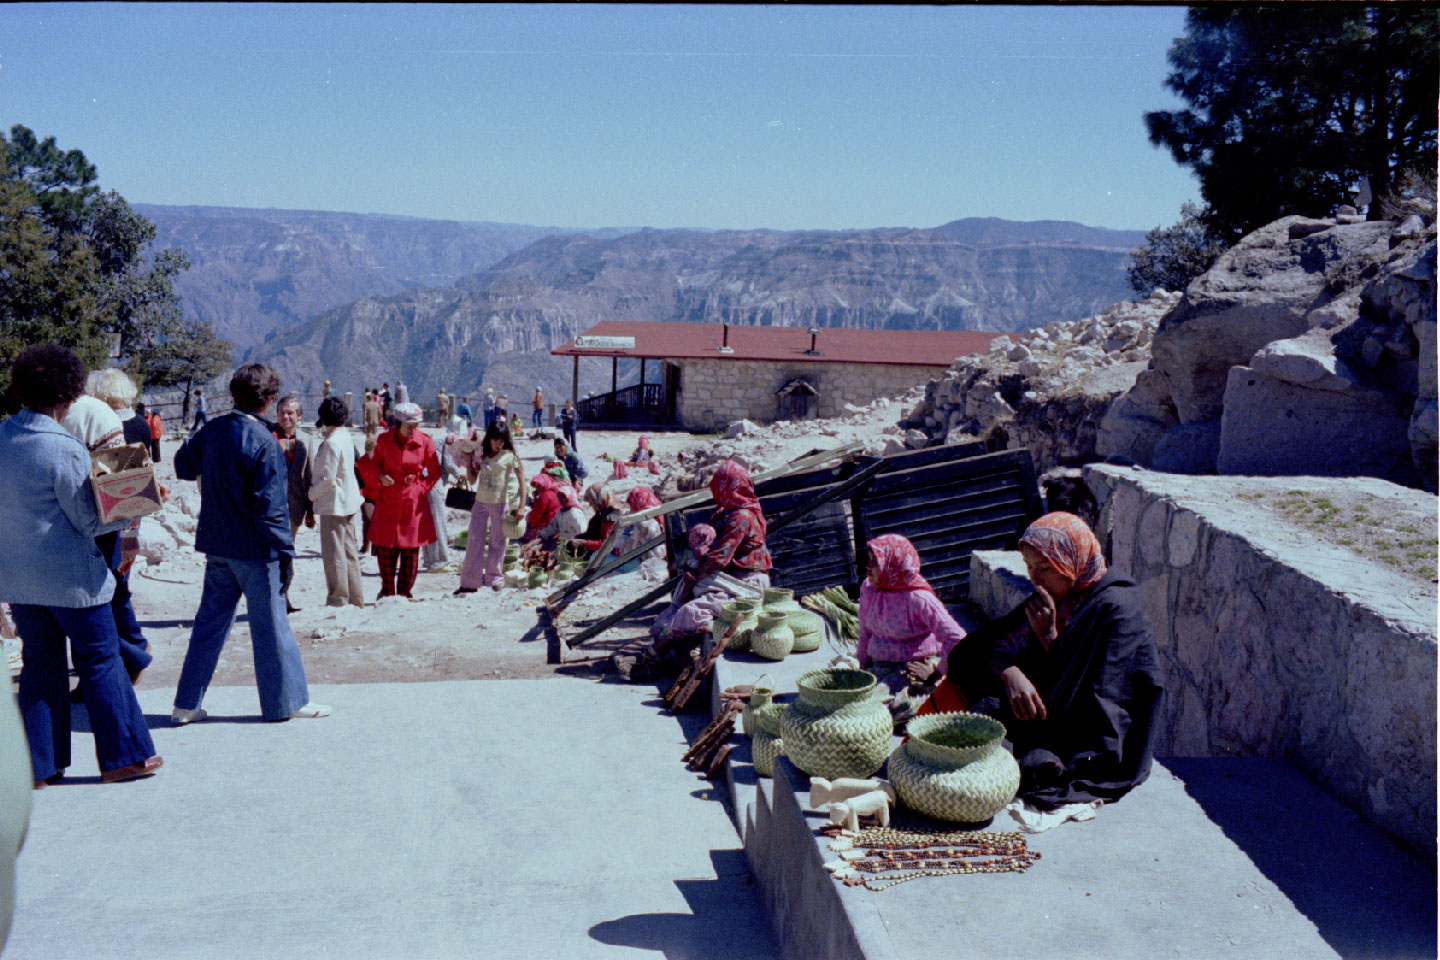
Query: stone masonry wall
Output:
[[1077, 465, 1437, 855], [675, 357, 942, 431]]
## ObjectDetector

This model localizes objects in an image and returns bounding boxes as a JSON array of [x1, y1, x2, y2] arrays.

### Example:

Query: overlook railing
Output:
[[577, 383, 669, 425]]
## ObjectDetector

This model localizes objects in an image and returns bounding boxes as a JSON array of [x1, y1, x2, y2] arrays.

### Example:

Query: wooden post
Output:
[[571, 355, 579, 404], [610, 356, 618, 419], [640, 357, 647, 392]]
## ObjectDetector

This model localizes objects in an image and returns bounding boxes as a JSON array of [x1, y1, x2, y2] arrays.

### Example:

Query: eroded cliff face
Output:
[[248, 225, 1139, 399], [140, 205, 584, 347]]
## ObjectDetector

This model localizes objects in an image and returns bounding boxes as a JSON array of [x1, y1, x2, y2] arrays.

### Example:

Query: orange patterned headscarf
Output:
[[1018, 512, 1107, 589]]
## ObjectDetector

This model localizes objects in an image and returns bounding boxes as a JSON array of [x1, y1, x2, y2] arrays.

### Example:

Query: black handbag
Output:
[[445, 486, 476, 511]]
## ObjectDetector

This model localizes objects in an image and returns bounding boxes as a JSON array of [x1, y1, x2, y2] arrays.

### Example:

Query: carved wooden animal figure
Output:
[[827, 789, 892, 832], [809, 776, 895, 810]]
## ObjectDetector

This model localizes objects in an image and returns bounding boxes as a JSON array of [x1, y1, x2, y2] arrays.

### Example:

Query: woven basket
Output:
[[888, 712, 1020, 822], [751, 611, 794, 661], [780, 668, 891, 780], [715, 599, 760, 652], [788, 610, 824, 653], [753, 730, 784, 778], [741, 673, 774, 738], [526, 567, 548, 588]]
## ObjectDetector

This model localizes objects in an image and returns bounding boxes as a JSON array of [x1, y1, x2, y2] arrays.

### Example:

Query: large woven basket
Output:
[[752, 703, 784, 777], [788, 610, 824, 652], [888, 712, 1020, 822], [780, 669, 891, 780], [716, 599, 760, 652]]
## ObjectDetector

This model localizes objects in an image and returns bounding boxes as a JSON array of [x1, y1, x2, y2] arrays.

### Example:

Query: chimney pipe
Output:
[[804, 326, 823, 357], [719, 322, 733, 353]]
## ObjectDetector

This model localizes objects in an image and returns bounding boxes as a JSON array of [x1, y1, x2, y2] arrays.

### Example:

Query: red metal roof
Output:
[[551, 321, 1002, 367]]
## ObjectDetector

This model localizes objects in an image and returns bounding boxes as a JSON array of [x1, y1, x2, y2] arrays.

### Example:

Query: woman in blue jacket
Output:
[[0, 345, 161, 787]]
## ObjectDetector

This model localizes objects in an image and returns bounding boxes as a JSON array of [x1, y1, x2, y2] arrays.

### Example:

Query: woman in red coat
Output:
[[369, 403, 440, 599]]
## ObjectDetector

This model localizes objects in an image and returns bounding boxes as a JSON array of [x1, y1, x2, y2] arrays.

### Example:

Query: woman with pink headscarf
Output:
[[942, 511, 1164, 811], [613, 435, 661, 478], [856, 534, 967, 727], [523, 473, 561, 541], [651, 459, 771, 640]]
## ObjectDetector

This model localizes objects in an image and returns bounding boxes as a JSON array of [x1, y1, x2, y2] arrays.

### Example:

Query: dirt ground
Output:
[[122, 425, 705, 694]]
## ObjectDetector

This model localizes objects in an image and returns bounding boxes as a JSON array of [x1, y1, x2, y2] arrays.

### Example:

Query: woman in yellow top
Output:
[[455, 421, 526, 593]]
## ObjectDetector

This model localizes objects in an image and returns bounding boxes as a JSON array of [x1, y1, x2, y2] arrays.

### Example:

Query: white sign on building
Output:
[[573, 335, 636, 350]]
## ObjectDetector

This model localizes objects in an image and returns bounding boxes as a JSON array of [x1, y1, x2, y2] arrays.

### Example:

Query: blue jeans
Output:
[[12, 603, 156, 779], [97, 531, 152, 677], [175, 556, 310, 721], [563, 424, 578, 452], [532, 409, 543, 429], [192, 410, 207, 432]]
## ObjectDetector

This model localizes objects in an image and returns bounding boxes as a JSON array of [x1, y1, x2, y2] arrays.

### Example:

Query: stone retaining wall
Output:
[[676, 357, 939, 430], [1074, 465, 1437, 855]]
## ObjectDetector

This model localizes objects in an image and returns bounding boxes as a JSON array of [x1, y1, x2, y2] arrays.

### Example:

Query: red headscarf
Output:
[[1018, 512, 1107, 590], [637, 436, 651, 450], [627, 486, 661, 512], [530, 473, 556, 493], [866, 534, 935, 595], [709, 459, 766, 535]]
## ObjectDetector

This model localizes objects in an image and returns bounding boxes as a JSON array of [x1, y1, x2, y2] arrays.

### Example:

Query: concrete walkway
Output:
[[7, 679, 779, 960]]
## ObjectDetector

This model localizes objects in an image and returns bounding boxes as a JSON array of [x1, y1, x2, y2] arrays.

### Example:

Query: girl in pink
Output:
[[857, 534, 967, 727], [454, 421, 524, 593]]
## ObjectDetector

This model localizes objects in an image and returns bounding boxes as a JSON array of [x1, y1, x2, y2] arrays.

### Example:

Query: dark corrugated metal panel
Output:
[[853, 449, 1043, 602]]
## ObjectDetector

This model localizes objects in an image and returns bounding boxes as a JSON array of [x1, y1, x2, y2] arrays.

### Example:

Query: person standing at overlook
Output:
[[481, 388, 494, 428], [171, 363, 330, 724], [368, 403, 440, 600], [436, 388, 451, 426], [559, 399, 579, 452], [0, 344, 162, 786], [457, 395, 473, 428], [363, 389, 382, 443], [532, 385, 545, 430], [394, 379, 409, 406], [273, 395, 315, 614], [191, 389, 207, 434]]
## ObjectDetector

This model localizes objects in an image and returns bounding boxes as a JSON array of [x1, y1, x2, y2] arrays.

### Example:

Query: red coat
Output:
[[368, 427, 441, 549]]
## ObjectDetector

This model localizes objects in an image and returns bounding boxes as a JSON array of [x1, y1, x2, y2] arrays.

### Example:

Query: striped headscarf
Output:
[[1018, 512, 1107, 590], [687, 523, 717, 556], [866, 534, 935, 595]]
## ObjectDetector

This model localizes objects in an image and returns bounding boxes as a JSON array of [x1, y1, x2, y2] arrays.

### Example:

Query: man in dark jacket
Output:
[[273, 395, 314, 613], [170, 364, 329, 724]]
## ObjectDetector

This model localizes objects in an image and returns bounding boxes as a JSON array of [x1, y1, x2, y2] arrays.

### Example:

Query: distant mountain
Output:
[[137, 204, 633, 347], [933, 217, 1147, 249], [246, 223, 1141, 403]]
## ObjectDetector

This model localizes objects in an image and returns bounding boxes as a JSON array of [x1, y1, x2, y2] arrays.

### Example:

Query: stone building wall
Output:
[[675, 357, 941, 431]]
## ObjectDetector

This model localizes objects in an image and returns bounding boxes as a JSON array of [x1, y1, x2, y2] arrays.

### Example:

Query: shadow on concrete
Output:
[[588, 849, 779, 960], [1165, 757, 1437, 960], [138, 614, 250, 629]]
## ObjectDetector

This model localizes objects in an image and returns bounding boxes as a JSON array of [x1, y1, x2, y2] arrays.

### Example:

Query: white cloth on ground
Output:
[[1005, 799, 1101, 834]]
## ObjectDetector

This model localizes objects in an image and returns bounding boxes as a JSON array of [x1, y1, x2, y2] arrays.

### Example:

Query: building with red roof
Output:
[[551, 321, 1003, 429]]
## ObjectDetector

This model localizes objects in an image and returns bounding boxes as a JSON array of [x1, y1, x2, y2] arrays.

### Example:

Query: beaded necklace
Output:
[[824, 826, 1040, 891]]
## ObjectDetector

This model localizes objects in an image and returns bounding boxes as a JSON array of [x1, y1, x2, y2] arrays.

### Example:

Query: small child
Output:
[[856, 533, 967, 727]]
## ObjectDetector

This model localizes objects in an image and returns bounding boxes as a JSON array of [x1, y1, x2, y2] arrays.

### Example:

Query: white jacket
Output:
[[308, 428, 364, 517]]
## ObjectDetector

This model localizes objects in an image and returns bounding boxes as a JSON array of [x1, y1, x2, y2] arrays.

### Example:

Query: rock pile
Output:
[[900, 290, 1182, 471], [1099, 215, 1438, 489]]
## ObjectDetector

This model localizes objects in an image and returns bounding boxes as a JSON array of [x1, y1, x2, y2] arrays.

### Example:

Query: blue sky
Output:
[[3, 3, 1197, 231]]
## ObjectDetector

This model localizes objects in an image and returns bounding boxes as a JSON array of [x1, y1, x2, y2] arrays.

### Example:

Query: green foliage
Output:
[[1126, 202, 1227, 294], [1146, 7, 1440, 242], [0, 125, 231, 403]]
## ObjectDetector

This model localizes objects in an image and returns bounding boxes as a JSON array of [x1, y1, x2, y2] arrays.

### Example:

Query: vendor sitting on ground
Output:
[[651, 459, 771, 640], [522, 473, 560, 542], [856, 534, 967, 727], [613, 435, 660, 477], [508, 412, 525, 439], [553, 438, 587, 485], [522, 486, 587, 567], [571, 485, 618, 556], [939, 511, 1164, 810]]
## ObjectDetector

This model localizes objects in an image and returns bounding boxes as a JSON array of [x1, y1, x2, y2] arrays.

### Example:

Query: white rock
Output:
[[988, 336, 1012, 355], [903, 428, 930, 450], [1007, 343, 1032, 362], [728, 419, 759, 438], [135, 521, 180, 564], [1018, 359, 1046, 377]]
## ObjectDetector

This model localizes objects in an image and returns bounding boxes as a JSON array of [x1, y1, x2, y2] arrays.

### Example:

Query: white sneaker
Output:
[[290, 703, 332, 719], [171, 707, 207, 725]]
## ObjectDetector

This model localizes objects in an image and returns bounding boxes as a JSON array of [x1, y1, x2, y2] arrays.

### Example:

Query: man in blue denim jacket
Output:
[[170, 363, 330, 724]]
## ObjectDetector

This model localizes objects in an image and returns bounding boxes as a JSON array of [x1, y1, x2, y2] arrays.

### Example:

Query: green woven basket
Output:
[[780, 668, 891, 780], [788, 610, 824, 653], [750, 611, 793, 661], [741, 673, 774, 738], [753, 730, 784, 778], [889, 712, 1020, 822]]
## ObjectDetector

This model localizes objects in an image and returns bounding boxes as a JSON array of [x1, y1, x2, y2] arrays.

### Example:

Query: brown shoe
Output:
[[32, 771, 64, 790], [100, 755, 163, 784]]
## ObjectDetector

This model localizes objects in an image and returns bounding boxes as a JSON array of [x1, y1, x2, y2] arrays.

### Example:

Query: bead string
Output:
[[825, 825, 1040, 891]]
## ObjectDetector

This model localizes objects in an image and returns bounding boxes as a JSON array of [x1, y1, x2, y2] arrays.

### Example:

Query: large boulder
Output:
[[1148, 217, 1393, 425], [1217, 328, 1416, 483]]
